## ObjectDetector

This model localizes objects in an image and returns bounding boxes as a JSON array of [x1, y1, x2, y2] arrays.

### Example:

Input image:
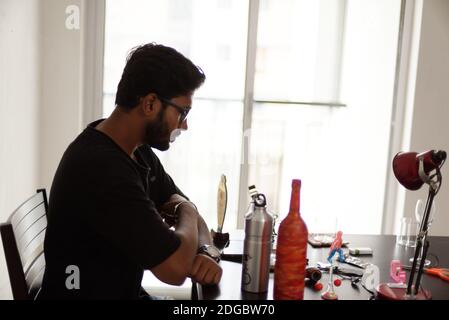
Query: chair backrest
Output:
[[0, 189, 48, 300]]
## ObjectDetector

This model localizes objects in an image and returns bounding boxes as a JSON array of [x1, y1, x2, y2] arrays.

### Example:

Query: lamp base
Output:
[[375, 283, 431, 300], [321, 290, 338, 300]]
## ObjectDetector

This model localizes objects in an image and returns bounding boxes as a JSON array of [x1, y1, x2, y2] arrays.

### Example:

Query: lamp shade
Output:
[[392, 150, 447, 190]]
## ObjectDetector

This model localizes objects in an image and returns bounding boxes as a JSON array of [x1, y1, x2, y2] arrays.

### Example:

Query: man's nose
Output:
[[180, 119, 188, 130]]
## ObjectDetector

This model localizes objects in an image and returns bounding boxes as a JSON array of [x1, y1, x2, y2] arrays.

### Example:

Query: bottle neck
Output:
[[289, 180, 301, 216]]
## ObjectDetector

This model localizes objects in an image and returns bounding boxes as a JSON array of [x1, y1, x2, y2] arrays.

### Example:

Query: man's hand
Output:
[[190, 254, 222, 285]]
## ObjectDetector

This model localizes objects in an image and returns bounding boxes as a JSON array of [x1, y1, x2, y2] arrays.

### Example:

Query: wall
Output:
[[40, 0, 84, 190], [0, 0, 85, 300], [401, 0, 449, 236], [0, 0, 41, 300]]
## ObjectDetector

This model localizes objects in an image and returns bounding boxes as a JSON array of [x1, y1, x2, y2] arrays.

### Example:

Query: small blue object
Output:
[[327, 248, 346, 264]]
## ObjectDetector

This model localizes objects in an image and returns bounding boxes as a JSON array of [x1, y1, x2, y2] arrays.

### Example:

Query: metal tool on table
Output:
[[217, 174, 227, 233], [211, 174, 230, 250]]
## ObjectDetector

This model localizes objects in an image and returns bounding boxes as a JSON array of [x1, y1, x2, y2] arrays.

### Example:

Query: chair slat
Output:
[[16, 216, 46, 255], [22, 242, 45, 275], [20, 231, 46, 271], [14, 205, 46, 244], [25, 252, 45, 286], [28, 267, 45, 300], [10, 193, 45, 227]]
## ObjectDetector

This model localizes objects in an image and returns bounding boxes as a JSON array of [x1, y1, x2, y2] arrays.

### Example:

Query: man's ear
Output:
[[141, 93, 158, 115]]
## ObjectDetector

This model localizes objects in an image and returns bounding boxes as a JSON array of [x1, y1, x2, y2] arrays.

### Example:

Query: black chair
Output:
[[0, 189, 48, 300]]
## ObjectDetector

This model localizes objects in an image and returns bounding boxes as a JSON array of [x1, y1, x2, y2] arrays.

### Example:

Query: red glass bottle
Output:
[[274, 179, 308, 300]]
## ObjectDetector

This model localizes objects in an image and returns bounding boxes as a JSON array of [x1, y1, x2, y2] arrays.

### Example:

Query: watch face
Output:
[[206, 245, 220, 258]]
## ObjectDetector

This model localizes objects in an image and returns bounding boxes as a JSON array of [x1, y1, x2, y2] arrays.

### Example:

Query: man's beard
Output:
[[143, 108, 171, 151]]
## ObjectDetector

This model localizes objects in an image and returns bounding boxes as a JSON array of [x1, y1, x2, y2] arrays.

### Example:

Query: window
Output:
[[103, 0, 248, 231], [255, 0, 345, 103], [103, 0, 403, 234]]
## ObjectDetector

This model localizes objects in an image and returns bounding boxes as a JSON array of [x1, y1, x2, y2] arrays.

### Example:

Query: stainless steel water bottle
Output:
[[241, 192, 273, 293]]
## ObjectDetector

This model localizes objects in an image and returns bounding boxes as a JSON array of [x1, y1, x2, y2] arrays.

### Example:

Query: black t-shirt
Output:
[[39, 119, 184, 299]]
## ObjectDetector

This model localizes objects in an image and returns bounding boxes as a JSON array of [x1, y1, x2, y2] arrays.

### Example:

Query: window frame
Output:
[[89, 0, 410, 233], [81, 0, 106, 128], [237, 0, 348, 227]]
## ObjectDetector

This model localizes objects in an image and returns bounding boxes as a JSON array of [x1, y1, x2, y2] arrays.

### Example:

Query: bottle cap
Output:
[[254, 194, 267, 207]]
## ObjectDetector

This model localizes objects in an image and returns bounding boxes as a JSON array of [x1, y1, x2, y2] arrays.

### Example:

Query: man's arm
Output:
[[197, 214, 213, 247], [158, 194, 212, 247], [190, 212, 223, 285], [83, 155, 198, 287], [158, 194, 222, 285], [151, 202, 199, 285]]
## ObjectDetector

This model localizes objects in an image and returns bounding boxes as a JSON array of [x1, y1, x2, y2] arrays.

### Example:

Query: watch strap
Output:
[[197, 245, 221, 263]]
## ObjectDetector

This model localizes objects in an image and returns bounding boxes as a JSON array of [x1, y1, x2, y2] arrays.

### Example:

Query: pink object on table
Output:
[[390, 260, 406, 283], [330, 231, 343, 251]]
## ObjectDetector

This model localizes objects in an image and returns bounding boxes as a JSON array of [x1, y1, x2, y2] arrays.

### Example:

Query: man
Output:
[[39, 43, 222, 299]]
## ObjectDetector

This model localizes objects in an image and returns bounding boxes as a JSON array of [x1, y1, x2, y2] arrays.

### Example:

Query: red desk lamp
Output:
[[376, 150, 446, 300]]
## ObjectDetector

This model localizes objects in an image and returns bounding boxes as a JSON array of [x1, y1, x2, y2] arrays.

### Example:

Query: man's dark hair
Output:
[[115, 43, 206, 109]]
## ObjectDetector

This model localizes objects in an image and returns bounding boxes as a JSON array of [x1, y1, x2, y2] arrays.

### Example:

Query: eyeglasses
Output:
[[159, 97, 191, 124]]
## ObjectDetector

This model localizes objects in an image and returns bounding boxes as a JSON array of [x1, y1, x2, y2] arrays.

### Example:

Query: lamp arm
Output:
[[414, 239, 430, 295], [418, 157, 443, 194], [406, 189, 436, 297], [418, 156, 432, 185], [406, 238, 421, 296]]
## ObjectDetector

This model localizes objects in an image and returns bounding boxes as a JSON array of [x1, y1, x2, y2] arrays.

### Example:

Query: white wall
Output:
[[400, 0, 449, 236], [40, 0, 84, 190], [0, 0, 41, 300], [0, 0, 85, 300]]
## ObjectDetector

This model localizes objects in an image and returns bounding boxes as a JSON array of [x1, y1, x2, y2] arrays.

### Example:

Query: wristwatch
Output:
[[197, 244, 221, 263]]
